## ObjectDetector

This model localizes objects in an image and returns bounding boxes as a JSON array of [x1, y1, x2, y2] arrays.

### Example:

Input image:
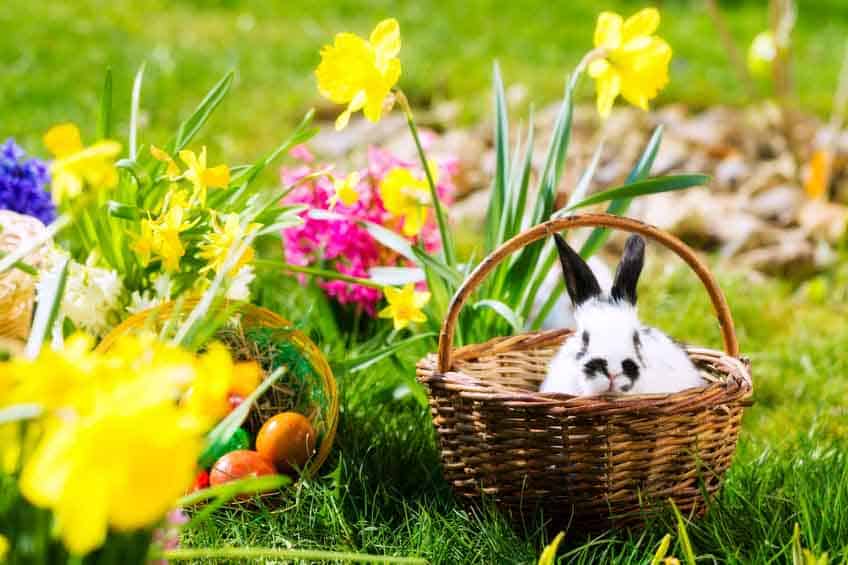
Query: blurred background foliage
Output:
[[3, 0, 847, 162]]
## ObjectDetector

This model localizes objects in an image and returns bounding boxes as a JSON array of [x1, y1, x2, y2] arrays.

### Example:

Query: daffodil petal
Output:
[[594, 12, 623, 49], [595, 69, 621, 119], [44, 123, 84, 158], [622, 7, 660, 42], [203, 165, 230, 188], [370, 18, 401, 64]]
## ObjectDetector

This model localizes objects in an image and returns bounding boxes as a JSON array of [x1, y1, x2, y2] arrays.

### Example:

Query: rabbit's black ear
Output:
[[611, 235, 646, 305], [554, 233, 601, 306]]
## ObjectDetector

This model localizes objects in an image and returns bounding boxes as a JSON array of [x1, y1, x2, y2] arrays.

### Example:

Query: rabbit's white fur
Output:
[[539, 233, 704, 396], [539, 298, 704, 395]]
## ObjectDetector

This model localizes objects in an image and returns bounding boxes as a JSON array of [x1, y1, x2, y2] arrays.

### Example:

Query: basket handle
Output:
[[437, 213, 740, 373]]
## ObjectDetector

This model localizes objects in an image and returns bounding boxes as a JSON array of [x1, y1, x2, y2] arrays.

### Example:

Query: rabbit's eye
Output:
[[583, 358, 608, 379], [621, 359, 639, 379]]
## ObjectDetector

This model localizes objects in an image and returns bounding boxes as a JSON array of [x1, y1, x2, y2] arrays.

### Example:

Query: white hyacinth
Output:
[[37, 251, 124, 336]]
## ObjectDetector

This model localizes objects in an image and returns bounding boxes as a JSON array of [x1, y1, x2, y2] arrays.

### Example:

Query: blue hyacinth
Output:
[[0, 138, 55, 225]]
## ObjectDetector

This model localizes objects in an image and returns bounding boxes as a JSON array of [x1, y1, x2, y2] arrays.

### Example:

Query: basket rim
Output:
[[417, 328, 753, 414]]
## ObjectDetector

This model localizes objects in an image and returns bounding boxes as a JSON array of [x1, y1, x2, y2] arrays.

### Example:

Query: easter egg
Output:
[[189, 470, 210, 493], [209, 450, 276, 486], [198, 427, 251, 469], [256, 412, 316, 473]]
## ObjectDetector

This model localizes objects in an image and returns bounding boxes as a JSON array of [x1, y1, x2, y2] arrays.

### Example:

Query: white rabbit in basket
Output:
[[540, 233, 705, 396]]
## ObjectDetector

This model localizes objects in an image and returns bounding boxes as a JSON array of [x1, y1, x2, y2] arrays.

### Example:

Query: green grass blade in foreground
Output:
[[579, 125, 665, 258], [412, 247, 462, 288], [96, 68, 112, 139], [24, 255, 69, 359], [199, 366, 287, 467], [255, 258, 384, 289], [565, 174, 709, 211]]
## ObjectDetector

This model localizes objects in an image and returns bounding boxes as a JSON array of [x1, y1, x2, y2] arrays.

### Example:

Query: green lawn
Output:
[[182, 266, 848, 563], [4, 0, 848, 165]]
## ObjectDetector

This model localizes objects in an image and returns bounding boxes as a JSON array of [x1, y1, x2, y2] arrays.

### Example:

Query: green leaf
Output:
[[169, 71, 235, 155], [199, 365, 287, 465], [671, 500, 697, 565], [129, 62, 146, 160], [566, 174, 710, 211], [579, 125, 664, 257], [177, 474, 291, 508], [162, 547, 427, 564], [97, 68, 113, 139], [24, 255, 69, 359], [486, 62, 510, 250], [472, 300, 524, 333], [555, 137, 605, 217], [411, 246, 462, 288], [509, 116, 535, 236], [338, 333, 436, 373], [107, 201, 141, 220]]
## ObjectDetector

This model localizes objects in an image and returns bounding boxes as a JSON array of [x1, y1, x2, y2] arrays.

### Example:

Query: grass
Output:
[[182, 264, 848, 563], [4, 0, 848, 166]]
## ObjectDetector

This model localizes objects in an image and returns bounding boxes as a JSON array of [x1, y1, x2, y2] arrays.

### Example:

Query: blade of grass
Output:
[[129, 62, 145, 160], [162, 547, 427, 564], [565, 174, 709, 211]]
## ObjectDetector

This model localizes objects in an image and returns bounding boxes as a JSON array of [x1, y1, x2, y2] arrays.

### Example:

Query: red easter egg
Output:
[[209, 450, 276, 486], [192, 470, 210, 491]]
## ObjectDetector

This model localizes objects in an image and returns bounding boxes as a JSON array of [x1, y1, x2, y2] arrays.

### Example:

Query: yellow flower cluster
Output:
[[151, 145, 230, 207], [379, 164, 438, 237], [197, 212, 260, 275], [0, 332, 257, 555], [43, 123, 122, 204], [379, 283, 430, 330]]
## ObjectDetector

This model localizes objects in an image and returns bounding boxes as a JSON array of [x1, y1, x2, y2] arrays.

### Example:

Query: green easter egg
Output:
[[199, 427, 252, 469]]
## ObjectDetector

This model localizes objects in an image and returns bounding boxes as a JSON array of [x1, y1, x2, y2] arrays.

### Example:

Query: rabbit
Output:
[[539, 233, 705, 396], [530, 254, 613, 331]]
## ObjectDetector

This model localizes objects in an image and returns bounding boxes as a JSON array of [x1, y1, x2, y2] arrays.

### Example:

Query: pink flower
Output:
[[281, 141, 457, 315]]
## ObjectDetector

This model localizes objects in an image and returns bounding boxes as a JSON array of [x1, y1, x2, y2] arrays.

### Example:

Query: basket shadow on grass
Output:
[[184, 272, 848, 563]]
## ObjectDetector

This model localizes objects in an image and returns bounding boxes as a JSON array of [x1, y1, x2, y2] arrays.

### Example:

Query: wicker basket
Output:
[[0, 211, 51, 341], [98, 300, 338, 478], [416, 214, 753, 530]]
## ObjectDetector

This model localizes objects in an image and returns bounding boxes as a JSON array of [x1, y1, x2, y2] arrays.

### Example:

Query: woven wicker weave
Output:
[[416, 214, 753, 530], [0, 211, 51, 341], [98, 300, 338, 478]]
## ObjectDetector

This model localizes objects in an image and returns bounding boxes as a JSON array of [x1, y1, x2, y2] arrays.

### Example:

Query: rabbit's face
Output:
[[572, 300, 645, 395]]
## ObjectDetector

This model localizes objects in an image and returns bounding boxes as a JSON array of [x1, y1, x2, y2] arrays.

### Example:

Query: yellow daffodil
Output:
[[329, 172, 361, 208], [43, 123, 122, 203], [197, 213, 259, 275], [178, 147, 230, 205], [316, 18, 402, 130], [131, 217, 158, 267], [379, 165, 438, 237], [0, 534, 8, 562], [4, 332, 238, 556], [131, 204, 194, 272], [378, 283, 430, 330], [150, 145, 182, 179], [587, 8, 672, 119]]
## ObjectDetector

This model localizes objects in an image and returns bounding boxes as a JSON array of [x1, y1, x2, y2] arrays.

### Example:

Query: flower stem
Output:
[[396, 91, 456, 267], [255, 259, 384, 289], [161, 547, 428, 563]]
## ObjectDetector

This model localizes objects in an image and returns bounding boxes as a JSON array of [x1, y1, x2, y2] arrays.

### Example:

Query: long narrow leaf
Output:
[[554, 137, 605, 218], [579, 125, 665, 257], [24, 256, 69, 359], [162, 547, 427, 564], [339, 333, 436, 373], [411, 247, 462, 287], [129, 63, 146, 160], [486, 62, 510, 250], [473, 299, 524, 333], [170, 71, 234, 154], [566, 174, 709, 211]]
